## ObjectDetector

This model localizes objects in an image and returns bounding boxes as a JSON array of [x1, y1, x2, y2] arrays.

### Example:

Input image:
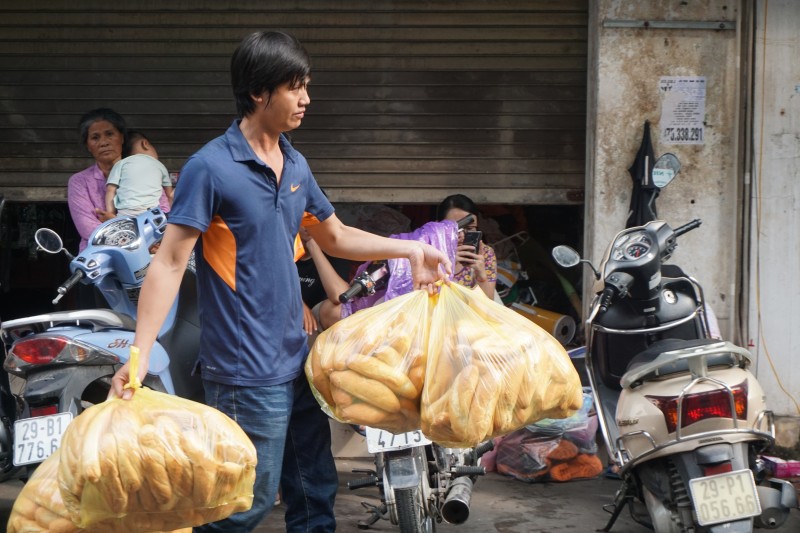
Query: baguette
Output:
[[330, 384, 354, 408], [138, 424, 173, 505], [373, 345, 404, 368], [448, 365, 480, 438], [154, 415, 194, 498], [407, 364, 425, 394], [309, 348, 334, 406], [348, 357, 418, 399], [78, 404, 115, 483], [466, 371, 501, 443], [180, 429, 216, 507], [493, 363, 525, 433], [330, 370, 400, 413], [388, 333, 412, 357], [98, 432, 128, 514], [110, 406, 144, 493], [339, 402, 405, 433]]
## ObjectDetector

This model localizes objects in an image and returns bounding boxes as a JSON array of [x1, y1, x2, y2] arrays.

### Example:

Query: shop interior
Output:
[[0, 201, 585, 347]]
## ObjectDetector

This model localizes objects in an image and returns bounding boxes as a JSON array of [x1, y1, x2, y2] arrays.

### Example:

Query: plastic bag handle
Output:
[[124, 345, 143, 390]]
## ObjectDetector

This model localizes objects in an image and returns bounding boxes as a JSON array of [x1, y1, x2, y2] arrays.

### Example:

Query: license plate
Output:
[[689, 469, 761, 526], [366, 427, 431, 453], [13, 413, 73, 466]]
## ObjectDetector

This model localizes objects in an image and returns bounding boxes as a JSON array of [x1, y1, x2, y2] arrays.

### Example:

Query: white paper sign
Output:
[[659, 76, 706, 145]]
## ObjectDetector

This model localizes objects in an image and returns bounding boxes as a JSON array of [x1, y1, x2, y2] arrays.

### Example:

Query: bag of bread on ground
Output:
[[56, 347, 257, 531], [7, 448, 191, 533], [421, 282, 583, 447], [305, 288, 430, 434]]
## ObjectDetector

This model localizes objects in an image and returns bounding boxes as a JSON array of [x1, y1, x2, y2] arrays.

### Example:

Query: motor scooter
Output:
[[1, 208, 202, 474], [552, 215, 798, 531], [339, 214, 494, 533]]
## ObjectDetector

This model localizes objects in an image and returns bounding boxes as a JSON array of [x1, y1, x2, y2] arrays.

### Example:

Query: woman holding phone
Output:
[[436, 194, 497, 298]]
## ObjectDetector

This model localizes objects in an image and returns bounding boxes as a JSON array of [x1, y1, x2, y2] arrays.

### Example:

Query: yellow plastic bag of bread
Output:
[[305, 288, 431, 434], [7, 448, 191, 533], [56, 349, 257, 531], [421, 282, 583, 447], [8, 450, 82, 533]]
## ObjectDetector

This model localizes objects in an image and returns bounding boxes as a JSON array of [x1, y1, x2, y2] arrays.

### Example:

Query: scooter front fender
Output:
[[384, 448, 424, 490]]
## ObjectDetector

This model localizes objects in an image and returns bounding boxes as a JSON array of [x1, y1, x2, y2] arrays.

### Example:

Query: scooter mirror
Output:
[[34, 228, 64, 254], [552, 245, 581, 268], [652, 153, 681, 189]]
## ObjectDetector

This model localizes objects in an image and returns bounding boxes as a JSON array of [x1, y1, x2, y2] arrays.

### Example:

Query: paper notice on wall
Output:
[[659, 76, 706, 145]]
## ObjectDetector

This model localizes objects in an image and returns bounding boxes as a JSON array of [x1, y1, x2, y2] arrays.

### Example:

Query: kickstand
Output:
[[358, 501, 388, 530], [597, 484, 629, 532]]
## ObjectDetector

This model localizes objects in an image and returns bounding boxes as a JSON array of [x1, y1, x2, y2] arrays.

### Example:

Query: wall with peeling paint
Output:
[[749, 0, 800, 416], [586, 1, 742, 338]]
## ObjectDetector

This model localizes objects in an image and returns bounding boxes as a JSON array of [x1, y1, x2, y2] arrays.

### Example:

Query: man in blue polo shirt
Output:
[[111, 31, 451, 532]]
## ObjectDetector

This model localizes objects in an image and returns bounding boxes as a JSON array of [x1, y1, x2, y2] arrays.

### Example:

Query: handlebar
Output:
[[338, 280, 367, 304], [338, 215, 476, 304], [673, 218, 702, 238], [598, 287, 615, 314], [339, 262, 390, 303], [53, 270, 84, 304]]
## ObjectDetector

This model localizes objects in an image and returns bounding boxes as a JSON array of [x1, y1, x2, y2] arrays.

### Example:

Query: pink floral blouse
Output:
[[452, 244, 497, 288]]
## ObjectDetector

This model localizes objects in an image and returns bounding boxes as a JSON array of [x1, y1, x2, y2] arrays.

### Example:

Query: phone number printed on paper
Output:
[[662, 127, 703, 143]]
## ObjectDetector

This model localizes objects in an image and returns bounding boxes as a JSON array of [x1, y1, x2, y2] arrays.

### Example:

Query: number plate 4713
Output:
[[366, 427, 431, 453]]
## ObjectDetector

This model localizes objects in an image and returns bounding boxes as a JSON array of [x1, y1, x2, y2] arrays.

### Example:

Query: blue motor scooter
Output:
[[1, 207, 202, 473]]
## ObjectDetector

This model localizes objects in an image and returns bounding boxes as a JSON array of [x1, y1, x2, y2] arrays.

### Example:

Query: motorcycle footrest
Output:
[[348, 475, 380, 490], [453, 465, 486, 476]]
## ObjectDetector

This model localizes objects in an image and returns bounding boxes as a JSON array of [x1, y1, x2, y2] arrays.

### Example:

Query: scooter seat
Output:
[[623, 338, 740, 388]]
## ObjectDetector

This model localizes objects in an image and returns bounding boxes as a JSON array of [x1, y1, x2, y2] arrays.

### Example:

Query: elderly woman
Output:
[[67, 108, 170, 251]]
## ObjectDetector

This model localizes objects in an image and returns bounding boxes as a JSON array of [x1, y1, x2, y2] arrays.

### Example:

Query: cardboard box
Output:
[[761, 455, 800, 478]]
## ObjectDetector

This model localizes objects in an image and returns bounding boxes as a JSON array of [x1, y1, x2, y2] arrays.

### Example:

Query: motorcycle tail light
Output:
[[647, 380, 748, 433], [30, 404, 58, 418], [10, 336, 68, 365], [6, 335, 119, 374], [702, 463, 733, 476]]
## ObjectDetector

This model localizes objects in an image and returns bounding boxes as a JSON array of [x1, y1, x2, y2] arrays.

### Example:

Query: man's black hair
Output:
[[230, 31, 311, 118], [78, 108, 127, 147]]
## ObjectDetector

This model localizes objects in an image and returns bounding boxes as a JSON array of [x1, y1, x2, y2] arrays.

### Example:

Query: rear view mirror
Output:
[[652, 153, 681, 189], [35, 228, 64, 254], [552, 245, 581, 268]]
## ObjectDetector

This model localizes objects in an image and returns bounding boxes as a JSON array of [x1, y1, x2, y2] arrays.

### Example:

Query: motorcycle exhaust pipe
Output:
[[440, 476, 473, 524]]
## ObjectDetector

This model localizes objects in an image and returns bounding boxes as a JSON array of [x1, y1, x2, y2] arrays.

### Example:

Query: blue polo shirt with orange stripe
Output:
[[168, 120, 334, 386]]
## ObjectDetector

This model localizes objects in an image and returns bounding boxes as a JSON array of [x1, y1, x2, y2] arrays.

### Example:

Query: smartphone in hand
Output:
[[463, 230, 482, 253]]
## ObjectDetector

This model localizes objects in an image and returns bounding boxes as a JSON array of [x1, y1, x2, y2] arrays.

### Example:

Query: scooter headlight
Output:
[[646, 380, 748, 433], [4, 335, 119, 375]]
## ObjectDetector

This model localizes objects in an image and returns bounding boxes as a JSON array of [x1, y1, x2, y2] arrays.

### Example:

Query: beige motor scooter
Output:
[[554, 205, 797, 532]]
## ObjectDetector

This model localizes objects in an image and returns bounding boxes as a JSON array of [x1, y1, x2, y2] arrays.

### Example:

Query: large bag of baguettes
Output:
[[7, 448, 191, 533], [421, 282, 583, 447], [306, 288, 430, 434], [47, 347, 257, 532], [305, 280, 583, 447]]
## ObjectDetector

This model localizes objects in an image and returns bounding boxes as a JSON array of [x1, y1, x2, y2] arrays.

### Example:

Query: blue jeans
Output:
[[194, 375, 338, 532]]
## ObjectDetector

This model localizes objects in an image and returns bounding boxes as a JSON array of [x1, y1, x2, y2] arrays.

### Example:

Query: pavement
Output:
[[0, 457, 650, 533], [1, 423, 798, 532]]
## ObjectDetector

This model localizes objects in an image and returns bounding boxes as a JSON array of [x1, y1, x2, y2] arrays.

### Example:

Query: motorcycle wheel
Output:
[[395, 486, 435, 533]]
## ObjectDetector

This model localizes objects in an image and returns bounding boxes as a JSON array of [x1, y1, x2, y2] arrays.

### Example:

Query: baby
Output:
[[105, 130, 174, 216]]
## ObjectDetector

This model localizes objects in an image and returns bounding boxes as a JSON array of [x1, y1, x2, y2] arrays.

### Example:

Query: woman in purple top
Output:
[[67, 108, 170, 251], [437, 194, 497, 299]]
